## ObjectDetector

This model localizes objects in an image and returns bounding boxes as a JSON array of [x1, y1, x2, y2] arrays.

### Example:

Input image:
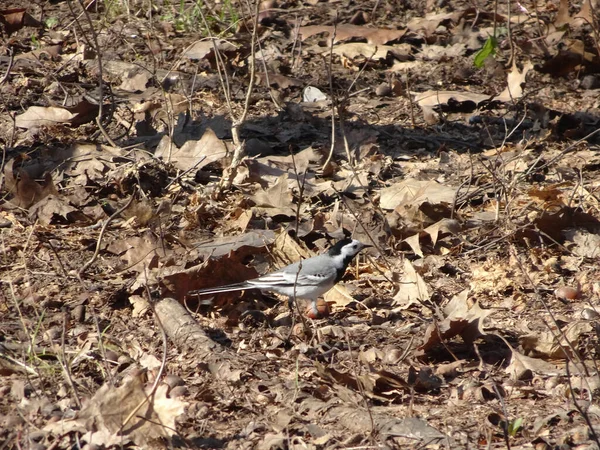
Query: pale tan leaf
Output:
[[44, 374, 187, 447], [323, 283, 355, 308], [15, 106, 76, 129], [403, 233, 423, 258], [392, 259, 430, 308], [299, 24, 406, 45], [413, 90, 491, 108], [156, 127, 229, 171], [494, 61, 533, 102], [332, 43, 395, 60], [380, 178, 456, 210]]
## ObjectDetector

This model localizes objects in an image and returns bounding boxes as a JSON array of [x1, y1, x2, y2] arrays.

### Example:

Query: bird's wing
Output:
[[249, 258, 336, 288]]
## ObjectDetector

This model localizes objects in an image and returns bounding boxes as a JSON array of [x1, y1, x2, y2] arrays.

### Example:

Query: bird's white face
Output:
[[340, 239, 365, 258]]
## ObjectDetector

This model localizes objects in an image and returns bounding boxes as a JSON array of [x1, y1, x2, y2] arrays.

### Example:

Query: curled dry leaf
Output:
[[392, 259, 430, 308], [299, 24, 406, 46], [44, 374, 187, 447], [520, 321, 593, 359], [380, 178, 457, 211], [417, 289, 493, 353], [155, 127, 229, 172], [0, 8, 42, 34]]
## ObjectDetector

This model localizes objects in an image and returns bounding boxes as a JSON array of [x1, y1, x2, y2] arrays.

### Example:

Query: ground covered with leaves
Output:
[[2, 0, 600, 448]]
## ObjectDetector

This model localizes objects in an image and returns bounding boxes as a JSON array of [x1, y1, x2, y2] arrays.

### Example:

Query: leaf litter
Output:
[[2, 0, 600, 448]]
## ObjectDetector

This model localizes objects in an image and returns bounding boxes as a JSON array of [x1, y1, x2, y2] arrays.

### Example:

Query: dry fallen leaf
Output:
[[392, 259, 430, 308], [520, 321, 593, 359], [494, 61, 533, 102], [299, 24, 406, 45], [44, 373, 187, 447], [380, 178, 457, 211], [155, 127, 229, 171], [418, 289, 493, 353]]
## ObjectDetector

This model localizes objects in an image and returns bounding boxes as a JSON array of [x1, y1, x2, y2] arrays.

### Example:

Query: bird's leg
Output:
[[285, 298, 296, 343], [309, 300, 319, 318]]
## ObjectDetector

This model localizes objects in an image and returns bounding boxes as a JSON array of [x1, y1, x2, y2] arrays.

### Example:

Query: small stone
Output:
[[169, 386, 189, 398], [72, 304, 86, 323], [104, 350, 119, 363], [375, 83, 392, 97], [164, 374, 185, 389], [580, 75, 600, 90], [44, 327, 62, 342], [582, 308, 600, 320], [3, 415, 24, 427], [28, 430, 46, 442]]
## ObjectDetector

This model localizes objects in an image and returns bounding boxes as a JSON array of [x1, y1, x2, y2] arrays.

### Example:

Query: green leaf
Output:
[[45, 17, 59, 29], [474, 36, 498, 68], [508, 417, 523, 436]]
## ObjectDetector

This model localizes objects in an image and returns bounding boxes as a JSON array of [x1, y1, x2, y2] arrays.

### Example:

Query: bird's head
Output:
[[328, 238, 370, 260]]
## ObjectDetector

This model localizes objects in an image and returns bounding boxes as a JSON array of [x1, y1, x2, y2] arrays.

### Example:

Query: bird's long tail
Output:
[[188, 282, 252, 296]]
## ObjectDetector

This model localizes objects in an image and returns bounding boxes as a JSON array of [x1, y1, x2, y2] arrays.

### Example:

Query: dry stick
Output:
[[8, 221, 38, 352], [287, 148, 311, 337], [290, 16, 302, 72], [344, 330, 376, 438], [584, 0, 600, 57], [322, 18, 340, 170], [565, 361, 600, 447], [59, 312, 82, 408], [335, 46, 377, 166], [164, 155, 207, 190], [195, 0, 257, 188], [69, 0, 118, 147], [120, 269, 169, 433], [505, 0, 515, 69], [529, 0, 551, 57], [371, 0, 381, 22], [0, 46, 14, 85], [5, 281, 38, 377], [209, 0, 261, 192], [42, 238, 70, 279], [254, 23, 284, 110], [492, 382, 512, 450], [406, 70, 416, 128], [314, 26, 394, 262], [78, 192, 136, 278], [524, 127, 600, 177], [511, 247, 590, 377], [330, 185, 393, 277], [93, 314, 115, 386]]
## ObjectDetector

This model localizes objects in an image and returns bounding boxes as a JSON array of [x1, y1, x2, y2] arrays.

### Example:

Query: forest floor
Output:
[[2, 0, 600, 448]]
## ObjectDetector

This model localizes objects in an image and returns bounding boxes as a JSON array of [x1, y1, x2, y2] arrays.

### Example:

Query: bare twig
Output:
[[511, 247, 589, 376], [68, 0, 117, 146], [58, 311, 82, 408], [120, 269, 168, 432], [78, 191, 136, 278], [0, 46, 14, 86], [323, 18, 339, 171], [565, 361, 600, 447], [208, 0, 261, 192]]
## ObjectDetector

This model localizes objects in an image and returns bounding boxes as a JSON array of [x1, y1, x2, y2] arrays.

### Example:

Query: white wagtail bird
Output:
[[188, 238, 370, 317]]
